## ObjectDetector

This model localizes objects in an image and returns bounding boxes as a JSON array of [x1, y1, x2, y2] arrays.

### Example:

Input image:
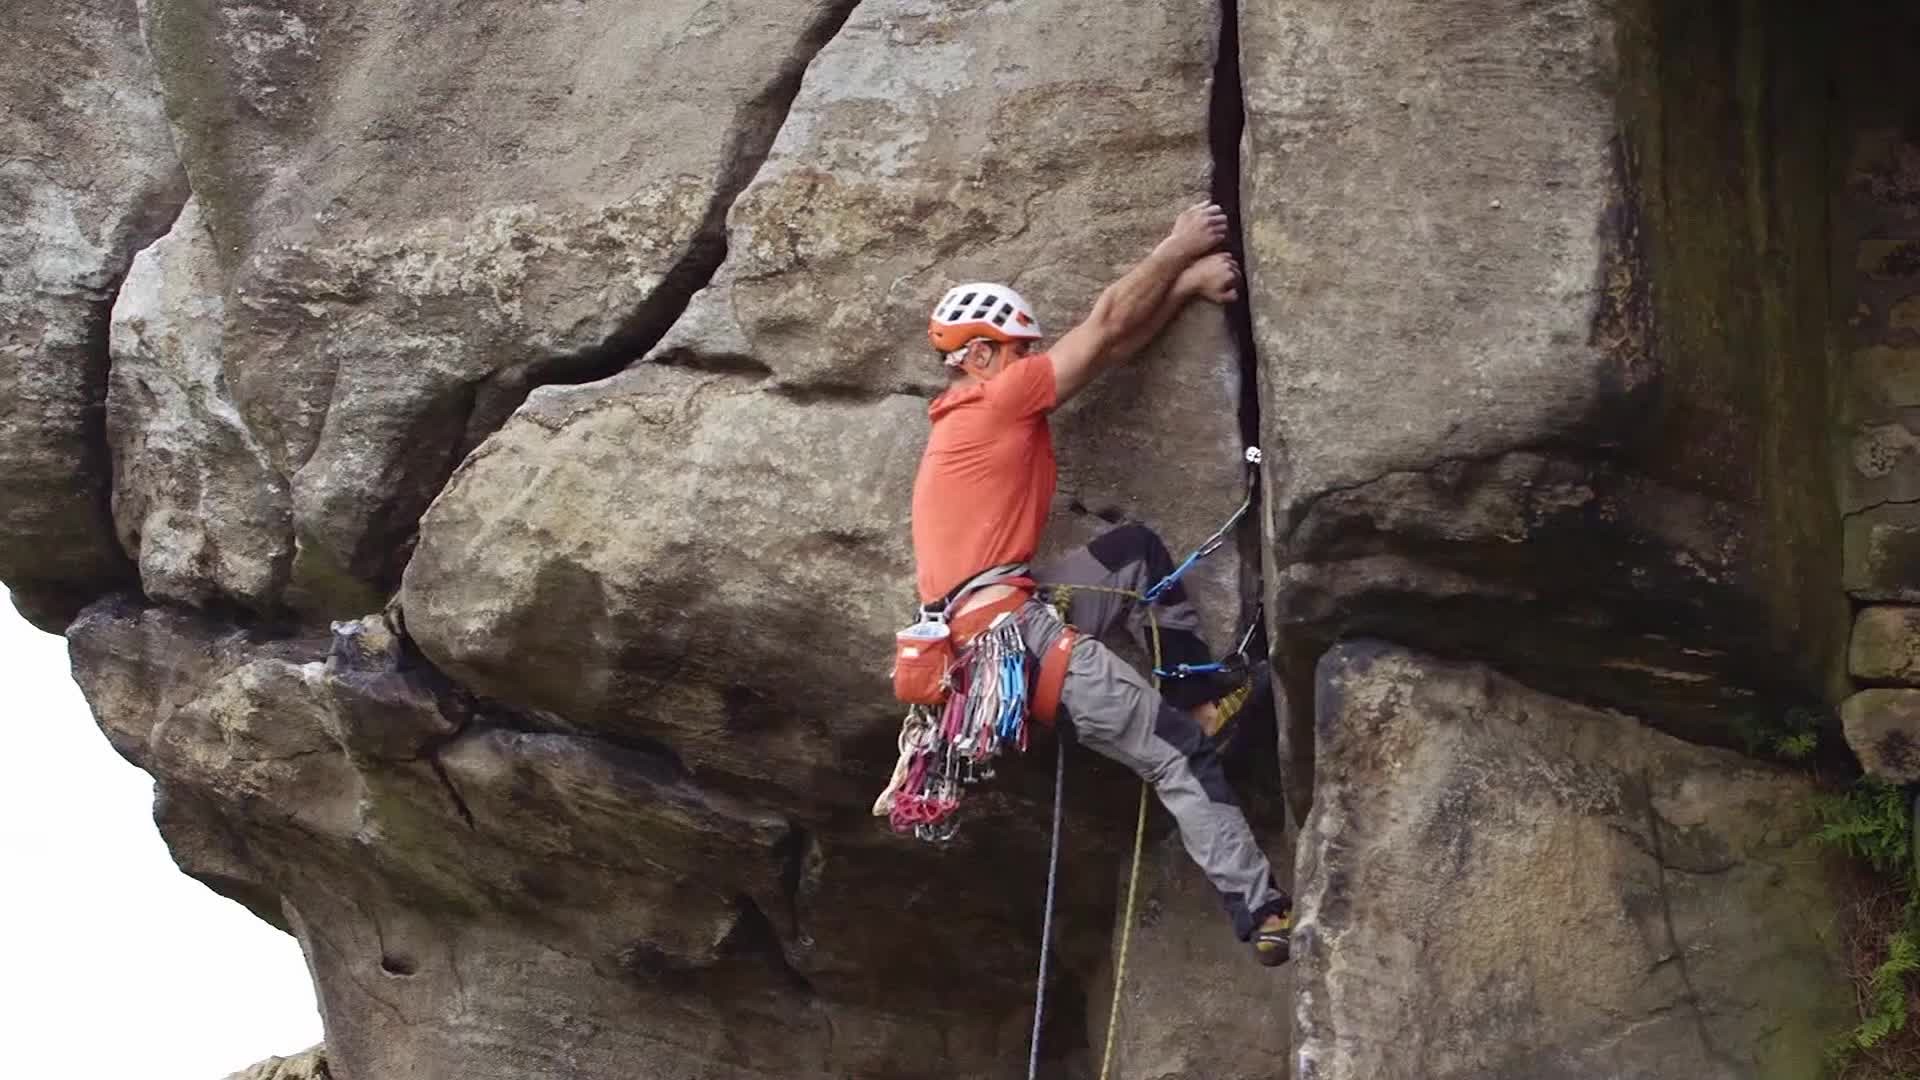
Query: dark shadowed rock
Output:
[[0, 0, 186, 630]]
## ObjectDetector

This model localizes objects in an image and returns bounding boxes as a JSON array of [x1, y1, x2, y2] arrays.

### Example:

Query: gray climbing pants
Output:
[[1014, 524, 1288, 940]]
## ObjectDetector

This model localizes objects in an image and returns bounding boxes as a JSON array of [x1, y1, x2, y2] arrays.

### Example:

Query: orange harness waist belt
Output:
[[948, 588, 1075, 728]]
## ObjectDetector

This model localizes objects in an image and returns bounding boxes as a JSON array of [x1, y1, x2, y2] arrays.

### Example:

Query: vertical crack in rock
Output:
[[424, 742, 477, 829], [1211, 0, 1268, 640], [454, 0, 867, 457], [1213, 0, 1300, 825], [83, 269, 144, 579], [1638, 769, 1731, 1071], [1589, 135, 1657, 431], [773, 825, 809, 933], [1215, 0, 1319, 829], [1210, 0, 1263, 463]]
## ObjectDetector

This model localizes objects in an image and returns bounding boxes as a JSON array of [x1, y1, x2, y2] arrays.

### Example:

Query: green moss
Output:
[[1735, 704, 1825, 762]]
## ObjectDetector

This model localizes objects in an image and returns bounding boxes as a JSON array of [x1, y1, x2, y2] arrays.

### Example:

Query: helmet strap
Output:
[[956, 339, 1004, 382]]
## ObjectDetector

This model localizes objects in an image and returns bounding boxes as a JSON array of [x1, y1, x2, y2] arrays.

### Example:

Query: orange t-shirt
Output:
[[912, 354, 1058, 602]]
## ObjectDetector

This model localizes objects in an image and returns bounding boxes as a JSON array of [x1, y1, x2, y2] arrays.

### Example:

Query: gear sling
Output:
[[878, 563, 1079, 840]]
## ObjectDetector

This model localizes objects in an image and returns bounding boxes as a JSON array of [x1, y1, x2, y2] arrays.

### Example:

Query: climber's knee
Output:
[[1086, 522, 1172, 575]]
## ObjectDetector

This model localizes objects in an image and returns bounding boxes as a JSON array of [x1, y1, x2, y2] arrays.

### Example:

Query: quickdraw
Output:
[[875, 614, 1032, 842], [1152, 607, 1264, 680]]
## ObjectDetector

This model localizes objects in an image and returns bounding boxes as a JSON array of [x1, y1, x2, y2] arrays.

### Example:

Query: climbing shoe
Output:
[[1253, 906, 1293, 967], [1203, 659, 1272, 749]]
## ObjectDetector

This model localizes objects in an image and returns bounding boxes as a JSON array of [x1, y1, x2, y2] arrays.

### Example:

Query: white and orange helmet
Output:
[[928, 282, 1042, 357]]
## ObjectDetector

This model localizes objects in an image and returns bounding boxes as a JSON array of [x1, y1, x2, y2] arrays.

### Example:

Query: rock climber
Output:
[[911, 201, 1292, 966]]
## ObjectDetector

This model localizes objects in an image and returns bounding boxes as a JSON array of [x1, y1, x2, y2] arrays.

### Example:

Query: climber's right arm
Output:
[[1104, 253, 1241, 365], [1048, 201, 1229, 404]]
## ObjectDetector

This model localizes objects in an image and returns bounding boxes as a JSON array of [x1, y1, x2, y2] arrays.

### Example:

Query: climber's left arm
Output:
[[1104, 252, 1241, 364]]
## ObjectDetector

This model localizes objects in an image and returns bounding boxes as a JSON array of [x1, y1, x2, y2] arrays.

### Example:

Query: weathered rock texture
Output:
[[646, 0, 1249, 637], [1, 0, 185, 630], [132, 0, 868, 617], [225, 1046, 329, 1080], [1842, 689, 1920, 783], [1244, 0, 1846, 805], [38, 1, 1274, 1078], [1239, 1, 1873, 1076], [109, 198, 290, 611], [1296, 643, 1846, 1080], [1851, 605, 1920, 684], [3, 0, 1885, 1077]]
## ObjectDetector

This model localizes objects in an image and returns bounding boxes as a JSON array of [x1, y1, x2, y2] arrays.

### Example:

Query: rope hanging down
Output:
[[1027, 734, 1066, 1080], [1030, 446, 1262, 1080], [1028, 582, 1160, 1080]]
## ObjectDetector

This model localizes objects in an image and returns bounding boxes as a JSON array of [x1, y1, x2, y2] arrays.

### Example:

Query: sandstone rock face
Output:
[[1093, 786, 1293, 1080], [1851, 605, 1920, 684], [393, 2, 1262, 1071], [225, 1046, 329, 1080], [1296, 642, 1847, 1080], [5, 0, 1880, 1077], [1244, 0, 1846, 805], [405, 365, 930, 813], [108, 199, 291, 611], [131, 0, 865, 616], [48, 2, 1269, 1077], [0, 0, 186, 629], [1842, 689, 1920, 783]]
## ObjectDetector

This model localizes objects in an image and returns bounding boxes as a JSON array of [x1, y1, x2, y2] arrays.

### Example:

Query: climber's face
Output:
[[959, 337, 1033, 381]]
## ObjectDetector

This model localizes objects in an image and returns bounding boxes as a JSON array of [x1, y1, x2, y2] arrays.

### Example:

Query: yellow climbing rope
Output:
[[1046, 584, 1157, 1080], [1101, 784, 1150, 1079]]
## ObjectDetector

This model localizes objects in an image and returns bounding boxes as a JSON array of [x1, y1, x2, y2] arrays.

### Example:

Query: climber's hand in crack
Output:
[[1156, 200, 1231, 261], [1046, 201, 1236, 403], [1179, 252, 1240, 305]]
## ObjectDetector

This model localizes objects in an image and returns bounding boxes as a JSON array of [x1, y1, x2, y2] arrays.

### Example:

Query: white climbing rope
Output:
[[1027, 733, 1066, 1080]]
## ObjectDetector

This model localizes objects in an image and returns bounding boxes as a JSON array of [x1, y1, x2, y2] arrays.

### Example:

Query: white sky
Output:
[[0, 586, 322, 1078]]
